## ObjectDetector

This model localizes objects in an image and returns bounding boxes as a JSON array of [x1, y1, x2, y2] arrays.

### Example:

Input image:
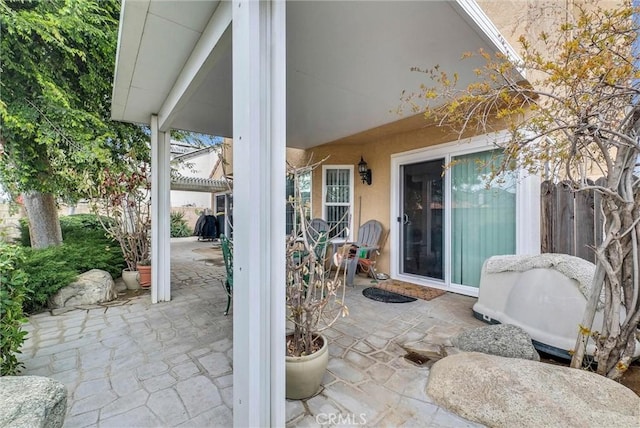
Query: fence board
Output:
[[575, 187, 595, 262], [554, 181, 575, 255], [540, 179, 603, 262], [593, 177, 606, 252]]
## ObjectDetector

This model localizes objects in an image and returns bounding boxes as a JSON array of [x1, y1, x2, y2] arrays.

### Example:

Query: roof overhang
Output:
[[112, 0, 523, 149]]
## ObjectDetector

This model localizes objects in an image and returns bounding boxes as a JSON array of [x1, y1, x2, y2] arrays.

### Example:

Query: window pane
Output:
[[215, 195, 226, 214], [286, 171, 311, 235], [327, 206, 349, 238], [451, 150, 516, 287], [325, 169, 350, 203], [285, 177, 295, 235]]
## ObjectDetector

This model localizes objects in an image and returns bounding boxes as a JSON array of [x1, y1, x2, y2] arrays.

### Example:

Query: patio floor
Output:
[[19, 237, 485, 427]]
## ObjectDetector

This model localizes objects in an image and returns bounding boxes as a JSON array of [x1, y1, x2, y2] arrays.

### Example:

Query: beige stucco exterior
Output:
[[477, 0, 622, 51]]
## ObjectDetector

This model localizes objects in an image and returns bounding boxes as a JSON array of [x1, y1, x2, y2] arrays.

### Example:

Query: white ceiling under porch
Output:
[[112, 0, 520, 149]]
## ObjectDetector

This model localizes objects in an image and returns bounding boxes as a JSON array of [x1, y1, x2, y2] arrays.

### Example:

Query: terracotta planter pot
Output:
[[122, 269, 140, 290], [285, 333, 329, 399], [137, 264, 151, 288]]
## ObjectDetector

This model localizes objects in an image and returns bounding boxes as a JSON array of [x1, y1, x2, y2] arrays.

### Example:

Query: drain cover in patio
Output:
[[362, 287, 417, 303]]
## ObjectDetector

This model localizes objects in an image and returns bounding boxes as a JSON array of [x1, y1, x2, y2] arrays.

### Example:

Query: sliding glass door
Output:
[[401, 159, 444, 280], [398, 148, 517, 289]]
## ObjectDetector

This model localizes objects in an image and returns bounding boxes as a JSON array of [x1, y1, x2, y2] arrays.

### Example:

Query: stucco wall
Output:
[[477, 0, 622, 85], [0, 203, 22, 242], [477, 0, 621, 49]]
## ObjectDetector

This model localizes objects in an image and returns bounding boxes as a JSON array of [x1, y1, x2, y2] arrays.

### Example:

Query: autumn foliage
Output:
[[405, 1, 640, 379]]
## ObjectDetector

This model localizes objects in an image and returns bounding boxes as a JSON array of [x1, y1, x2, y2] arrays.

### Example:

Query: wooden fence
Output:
[[540, 179, 604, 263]]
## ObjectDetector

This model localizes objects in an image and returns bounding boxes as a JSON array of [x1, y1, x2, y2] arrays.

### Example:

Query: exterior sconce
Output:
[[358, 156, 372, 185]]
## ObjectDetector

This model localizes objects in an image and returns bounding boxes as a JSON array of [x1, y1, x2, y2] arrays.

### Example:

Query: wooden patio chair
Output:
[[342, 220, 384, 286], [357, 228, 387, 281], [219, 234, 233, 315]]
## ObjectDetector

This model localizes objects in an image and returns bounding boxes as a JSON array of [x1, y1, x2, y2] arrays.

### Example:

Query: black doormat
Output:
[[362, 287, 417, 303]]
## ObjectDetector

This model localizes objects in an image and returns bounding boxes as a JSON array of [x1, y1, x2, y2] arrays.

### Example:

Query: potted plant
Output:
[[90, 162, 151, 290], [285, 161, 350, 399], [136, 258, 151, 288]]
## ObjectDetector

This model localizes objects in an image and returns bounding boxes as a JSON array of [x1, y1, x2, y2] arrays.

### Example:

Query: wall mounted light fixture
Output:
[[358, 156, 372, 185]]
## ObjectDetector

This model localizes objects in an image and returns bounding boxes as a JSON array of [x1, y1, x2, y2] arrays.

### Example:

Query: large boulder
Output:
[[50, 269, 117, 308], [426, 352, 640, 428], [452, 323, 540, 361], [0, 376, 67, 428]]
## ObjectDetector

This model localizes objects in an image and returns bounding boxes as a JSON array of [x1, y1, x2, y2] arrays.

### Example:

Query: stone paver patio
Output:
[[19, 237, 485, 427]]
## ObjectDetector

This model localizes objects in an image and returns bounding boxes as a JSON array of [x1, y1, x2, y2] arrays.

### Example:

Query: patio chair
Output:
[[308, 218, 330, 264], [293, 218, 330, 271], [357, 229, 387, 280], [219, 234, 233, 315], [342, 220, 384, 286], [308, 218, 329, 243]]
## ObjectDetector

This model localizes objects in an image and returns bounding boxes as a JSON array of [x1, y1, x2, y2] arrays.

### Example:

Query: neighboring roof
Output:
[[171, 145, 219, 162], [112, 0, 523, 149], [170, 176, 231, 193]]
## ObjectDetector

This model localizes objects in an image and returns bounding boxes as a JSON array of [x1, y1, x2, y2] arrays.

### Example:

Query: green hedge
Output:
[[19, 213, 113, 247], [20, 243, 125, 314], [0, 244, 29, 375]]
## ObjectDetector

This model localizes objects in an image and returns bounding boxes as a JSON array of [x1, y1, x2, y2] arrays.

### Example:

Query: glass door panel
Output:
[[451, 150, 516, 287], [401, 159, 444, 279]]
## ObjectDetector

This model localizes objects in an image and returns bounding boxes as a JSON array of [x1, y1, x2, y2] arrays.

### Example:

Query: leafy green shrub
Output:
[[19, 213, 114, 247], [16, 214, 126, 313], [170, 211, 192, 238], [60, 213, 113, 242], [20, 246, 79, 314], [20, 242, 125, 314], [18, 218, 29, 247], [0, 244, 29, 375]]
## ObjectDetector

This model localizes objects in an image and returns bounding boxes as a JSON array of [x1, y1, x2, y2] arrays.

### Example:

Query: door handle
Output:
[[403, 214, 409, 225]]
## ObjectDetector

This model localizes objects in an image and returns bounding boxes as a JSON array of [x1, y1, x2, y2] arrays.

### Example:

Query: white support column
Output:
[[151, 115, 172, 303], [232, 1, 286, 427]]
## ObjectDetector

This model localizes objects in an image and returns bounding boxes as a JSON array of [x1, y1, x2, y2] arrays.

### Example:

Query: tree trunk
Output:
[[570, 263, 605, 369], [583, 154, 640, 380], [22, 191, 62, 248]]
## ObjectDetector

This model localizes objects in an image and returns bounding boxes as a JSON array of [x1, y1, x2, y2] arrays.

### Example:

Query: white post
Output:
[[151, 115, 172, 303], [232, 1, 286, 427]]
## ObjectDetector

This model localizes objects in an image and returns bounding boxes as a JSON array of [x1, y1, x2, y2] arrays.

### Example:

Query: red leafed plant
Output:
[[90, 162, 151, 271]]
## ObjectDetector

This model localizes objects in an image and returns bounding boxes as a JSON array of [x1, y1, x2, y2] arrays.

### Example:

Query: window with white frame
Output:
[[322, 166, 353, 238]]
